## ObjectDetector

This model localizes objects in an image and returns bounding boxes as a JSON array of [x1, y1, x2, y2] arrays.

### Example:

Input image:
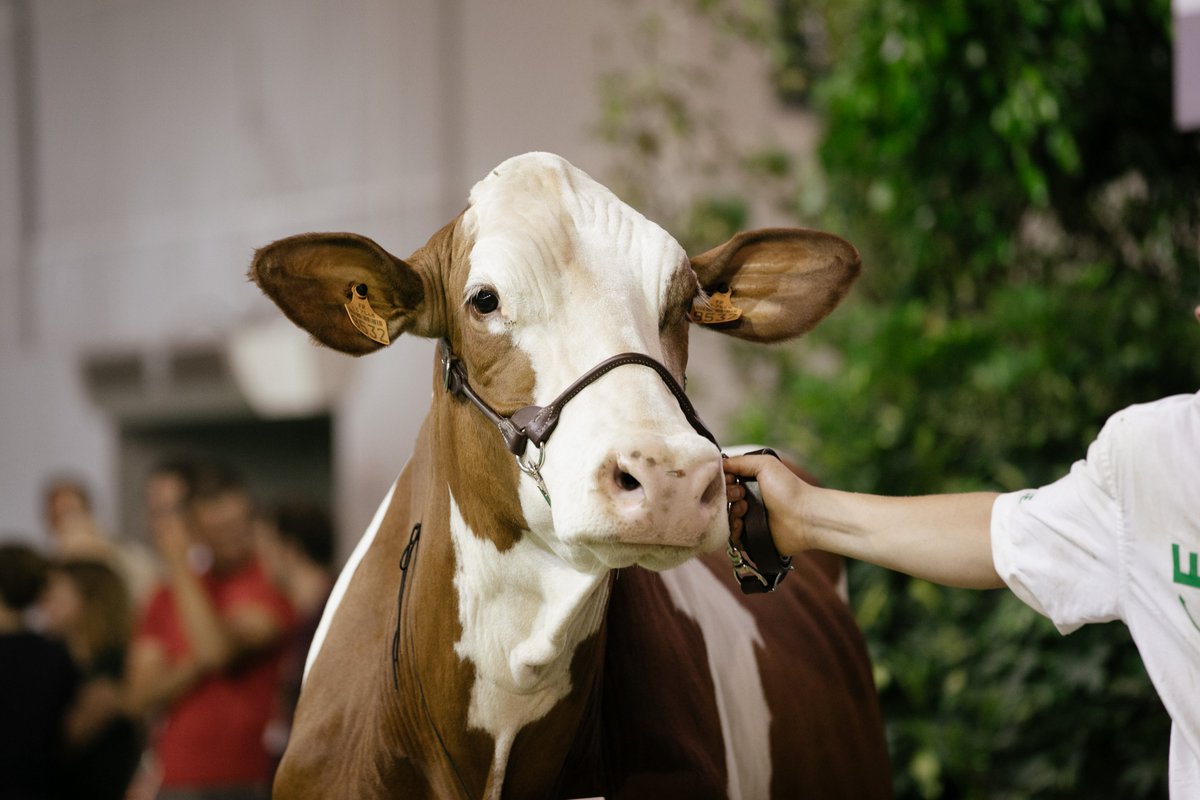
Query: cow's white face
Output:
[[460, 154, 722, 571]]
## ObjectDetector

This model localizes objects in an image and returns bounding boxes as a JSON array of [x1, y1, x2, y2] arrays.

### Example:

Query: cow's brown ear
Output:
[[689, 228, 861, 343], [250, 232, 440, 355]]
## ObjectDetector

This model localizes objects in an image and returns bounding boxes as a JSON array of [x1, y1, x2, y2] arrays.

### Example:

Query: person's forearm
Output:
[[800, 488, 1004, 589], [125, 646, 203, 717], [165, 560, 233, 671]]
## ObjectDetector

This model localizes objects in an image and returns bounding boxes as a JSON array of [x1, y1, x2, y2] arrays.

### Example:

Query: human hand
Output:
[[151, 511, 193, 569], [723, 454, 811, 556], [54, 510, 110, 559]]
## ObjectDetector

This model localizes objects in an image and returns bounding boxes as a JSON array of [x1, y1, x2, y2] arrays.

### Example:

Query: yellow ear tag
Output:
[[345, 284, 391, 345], [690, 289, 743, 325]]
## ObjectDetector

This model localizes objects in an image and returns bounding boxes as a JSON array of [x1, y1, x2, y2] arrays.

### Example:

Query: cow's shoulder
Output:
[[279, 467, 427, 795]]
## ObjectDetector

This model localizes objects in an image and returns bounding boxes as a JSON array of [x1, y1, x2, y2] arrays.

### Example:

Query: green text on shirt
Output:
[[1174, 544, 1200, 589]]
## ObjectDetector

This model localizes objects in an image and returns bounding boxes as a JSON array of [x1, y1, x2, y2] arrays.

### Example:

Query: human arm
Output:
[[126, 594, 285, 718], [724, 454, 1004, 589], [125, 625, 204, 716], [66, 676, 131, 746]]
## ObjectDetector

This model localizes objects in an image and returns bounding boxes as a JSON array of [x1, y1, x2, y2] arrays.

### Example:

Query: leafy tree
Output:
[[600, 0, 1199, 796]]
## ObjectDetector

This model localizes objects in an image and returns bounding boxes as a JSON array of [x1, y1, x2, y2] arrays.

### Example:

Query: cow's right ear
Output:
[[250, 232, 440, 355]]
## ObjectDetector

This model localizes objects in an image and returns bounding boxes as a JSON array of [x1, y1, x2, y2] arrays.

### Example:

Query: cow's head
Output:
[[251, 153, 858, 573]]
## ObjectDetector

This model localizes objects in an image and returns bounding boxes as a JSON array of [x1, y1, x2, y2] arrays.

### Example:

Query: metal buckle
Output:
[[726, 539, 772, 591], [516, 444, 551, 506], [440, 340, 455, 391]]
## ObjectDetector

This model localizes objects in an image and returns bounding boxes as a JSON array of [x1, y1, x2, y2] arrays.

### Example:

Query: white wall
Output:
[[0, 0, 805, 559], [0, 3, 19, 352]]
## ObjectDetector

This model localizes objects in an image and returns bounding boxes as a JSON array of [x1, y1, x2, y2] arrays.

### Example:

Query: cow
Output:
[[251, 152, 891, 799]]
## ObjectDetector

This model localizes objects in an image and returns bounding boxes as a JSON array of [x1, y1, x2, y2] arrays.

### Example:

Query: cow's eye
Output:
[[470, 290, 500, 315]]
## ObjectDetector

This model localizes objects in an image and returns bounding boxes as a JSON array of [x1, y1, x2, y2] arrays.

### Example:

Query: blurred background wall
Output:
[[0, 0, 798, 557]]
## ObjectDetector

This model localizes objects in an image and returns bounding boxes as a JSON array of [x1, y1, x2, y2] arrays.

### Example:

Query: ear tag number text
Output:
[[345, 284, 391, 345]]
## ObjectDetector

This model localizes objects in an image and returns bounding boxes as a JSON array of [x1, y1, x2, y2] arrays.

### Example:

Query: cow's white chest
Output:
[[448, 493, 609, 796]]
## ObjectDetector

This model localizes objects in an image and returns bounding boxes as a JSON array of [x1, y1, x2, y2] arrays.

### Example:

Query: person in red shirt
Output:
[[128, 461, 294, 800]]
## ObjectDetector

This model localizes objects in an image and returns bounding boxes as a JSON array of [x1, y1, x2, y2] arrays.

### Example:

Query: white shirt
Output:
[[991, 392, 1200, 800]]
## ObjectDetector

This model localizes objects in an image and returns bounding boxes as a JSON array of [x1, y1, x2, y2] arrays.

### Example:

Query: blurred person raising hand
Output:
[[128, 461, 294, 800]]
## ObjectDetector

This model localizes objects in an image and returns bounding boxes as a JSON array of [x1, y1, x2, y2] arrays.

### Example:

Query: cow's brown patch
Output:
[[427, 217, 534, 551], [599, 565, 728, 797], [656, 263, 698, 382], [663, 260, 701, 330], [401, 480, 499, 797]]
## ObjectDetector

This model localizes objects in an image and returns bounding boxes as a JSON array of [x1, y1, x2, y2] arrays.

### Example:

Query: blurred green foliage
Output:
[[600, 0, 1199, 796]]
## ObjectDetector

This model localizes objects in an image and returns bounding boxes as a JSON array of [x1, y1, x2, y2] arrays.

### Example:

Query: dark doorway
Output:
[[116, 415, 333, 542]]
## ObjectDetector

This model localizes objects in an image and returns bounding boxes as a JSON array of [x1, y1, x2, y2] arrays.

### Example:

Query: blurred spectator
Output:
[[41, 473, 159, 608], [132, 455, 198, 800], [40, 558, 144, 800], [42, 474, 105, 556], [127, 460, 294, 800], [0, 544, 78, 800], [254, 501, 335, 767], [144, 458, 198, 545]]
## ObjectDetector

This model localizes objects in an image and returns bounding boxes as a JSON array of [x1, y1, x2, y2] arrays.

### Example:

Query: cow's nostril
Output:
[[700, 466, 723, 506], [616, 470, 642, 492]]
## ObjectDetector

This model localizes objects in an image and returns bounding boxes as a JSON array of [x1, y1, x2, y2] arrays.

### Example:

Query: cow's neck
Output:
[[400, 377, 610, 797]]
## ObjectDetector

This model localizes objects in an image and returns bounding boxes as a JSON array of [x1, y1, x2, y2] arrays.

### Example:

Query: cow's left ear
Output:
[[689, 228, 861, 343], [250, 232, 443, 356]]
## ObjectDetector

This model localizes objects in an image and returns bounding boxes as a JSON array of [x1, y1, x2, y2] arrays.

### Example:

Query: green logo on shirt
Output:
[[1174, 545, 1200, 635], [1173, 543, 1200, 589]]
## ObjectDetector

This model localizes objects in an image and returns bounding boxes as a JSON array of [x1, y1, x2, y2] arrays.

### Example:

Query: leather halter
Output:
[[437, 338, 790, 593], [439, 338, 718, 458]]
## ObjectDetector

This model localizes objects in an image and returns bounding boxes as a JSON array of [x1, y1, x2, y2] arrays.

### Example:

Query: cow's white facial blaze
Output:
[[461, 153, 726, 570]]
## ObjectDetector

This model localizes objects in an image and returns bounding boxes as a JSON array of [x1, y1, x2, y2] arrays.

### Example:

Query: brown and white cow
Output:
[[251, 153, 890, 799]]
